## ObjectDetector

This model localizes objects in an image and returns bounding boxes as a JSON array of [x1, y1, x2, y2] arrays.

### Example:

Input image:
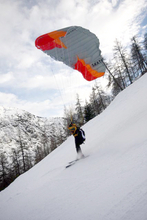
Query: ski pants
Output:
[[75, 139, 82, 154]]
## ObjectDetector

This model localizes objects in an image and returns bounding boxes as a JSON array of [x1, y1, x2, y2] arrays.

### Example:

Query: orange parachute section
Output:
[[35, 26, 105, 81]]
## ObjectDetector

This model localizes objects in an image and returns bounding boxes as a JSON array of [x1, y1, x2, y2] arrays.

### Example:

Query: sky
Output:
[[0, 0, 147, 118]]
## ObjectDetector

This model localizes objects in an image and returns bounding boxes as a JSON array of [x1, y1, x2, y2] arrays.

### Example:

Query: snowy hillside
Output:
[[0, 107, 66, 190], [0, 107, 45, 154], [0, 106, 65, 155], [0, 106, 62, 156], [0, 107, 64, 155], [0, 74, 147, 220]]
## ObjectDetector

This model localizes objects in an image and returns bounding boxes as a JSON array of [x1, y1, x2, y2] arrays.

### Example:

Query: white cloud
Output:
[[0, 72, 14, 85], [0, 0, 147, 117], [0, 92, 64, 117]]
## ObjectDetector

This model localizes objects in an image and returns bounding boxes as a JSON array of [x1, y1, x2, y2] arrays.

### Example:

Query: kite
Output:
[[35, 26, 105, 81]]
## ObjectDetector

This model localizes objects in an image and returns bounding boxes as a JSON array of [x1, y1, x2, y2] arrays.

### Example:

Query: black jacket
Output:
[[74, 128, 85, 146]]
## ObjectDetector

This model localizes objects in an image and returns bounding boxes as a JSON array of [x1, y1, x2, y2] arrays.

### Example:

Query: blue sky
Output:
[[0, 0, 147, 118]]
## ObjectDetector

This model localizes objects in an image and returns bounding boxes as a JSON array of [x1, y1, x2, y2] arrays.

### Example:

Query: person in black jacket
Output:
[[68, 123, 85, 159]]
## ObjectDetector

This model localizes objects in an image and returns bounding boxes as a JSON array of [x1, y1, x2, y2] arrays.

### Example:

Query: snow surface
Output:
[[0, 74, 147, 220]]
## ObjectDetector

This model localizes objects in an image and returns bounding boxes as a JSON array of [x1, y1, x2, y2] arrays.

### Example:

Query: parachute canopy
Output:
[[35, 26, 105, 81]]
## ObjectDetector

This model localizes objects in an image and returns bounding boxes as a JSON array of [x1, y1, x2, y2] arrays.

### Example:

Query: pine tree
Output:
[[95, 83, 107, 110], [75, 94, 84, 126], [89, 87, 99, 116], [64, 106, 75, 125], [84, 100, 95, 122]]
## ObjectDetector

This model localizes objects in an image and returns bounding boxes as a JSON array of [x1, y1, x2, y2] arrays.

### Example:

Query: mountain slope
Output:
[[0, 107, 65, 186], [0, 74, 147, 220], [0, 107, 64, 155]]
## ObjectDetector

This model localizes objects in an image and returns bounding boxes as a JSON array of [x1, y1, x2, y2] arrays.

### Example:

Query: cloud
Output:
[[0, 91, 64, 117], [85, 0, 147, 57], [0, 72, 14, 85], [0, 0, 147, 117]]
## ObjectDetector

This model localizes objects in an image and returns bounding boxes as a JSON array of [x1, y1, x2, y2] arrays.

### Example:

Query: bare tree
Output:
[[131, 36, 147, 76], [11, 148, 21, 177], [113, 39, 133, 85], [103, 61, 124, 90]]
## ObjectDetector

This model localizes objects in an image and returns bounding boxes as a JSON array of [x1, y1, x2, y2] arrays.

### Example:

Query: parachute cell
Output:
[[35, 26, 105, 81]]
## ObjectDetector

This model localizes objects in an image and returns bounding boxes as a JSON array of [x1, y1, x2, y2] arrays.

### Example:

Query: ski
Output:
[[65, 159, 78, 168], [65, 155, 89, 168]]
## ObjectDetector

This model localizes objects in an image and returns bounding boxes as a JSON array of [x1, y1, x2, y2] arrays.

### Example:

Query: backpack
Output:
[[78, 128, 86, 144]]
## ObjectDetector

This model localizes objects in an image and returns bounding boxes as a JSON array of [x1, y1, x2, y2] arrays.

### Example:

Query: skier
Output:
[[68, 123, 85, 159]]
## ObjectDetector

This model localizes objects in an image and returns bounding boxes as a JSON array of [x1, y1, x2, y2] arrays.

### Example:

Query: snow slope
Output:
[[0, 74, 147, 220]]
